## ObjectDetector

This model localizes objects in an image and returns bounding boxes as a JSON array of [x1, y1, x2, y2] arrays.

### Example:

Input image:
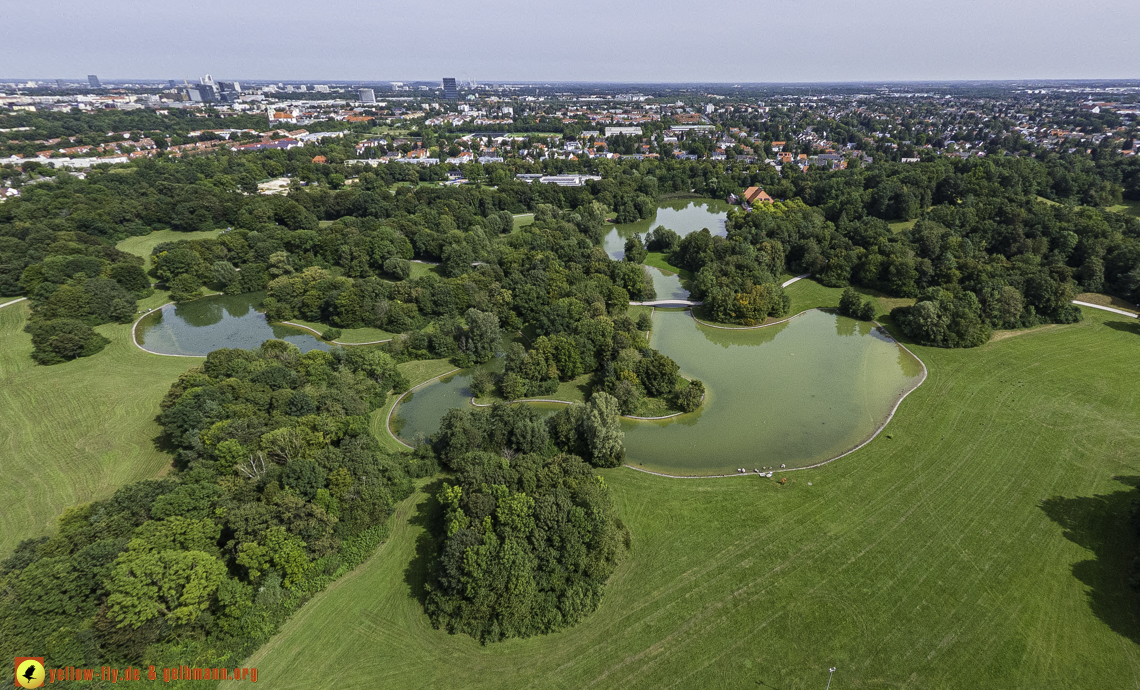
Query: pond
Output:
[[392, 309, 924, 474], [135, 292, 332, 357], [602, 198, 730, 302]]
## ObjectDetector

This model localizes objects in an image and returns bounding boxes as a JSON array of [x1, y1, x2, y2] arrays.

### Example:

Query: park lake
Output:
[[135, 292, 331, 357], [604, 198, 730, 301], [394, 309, 925, 475]]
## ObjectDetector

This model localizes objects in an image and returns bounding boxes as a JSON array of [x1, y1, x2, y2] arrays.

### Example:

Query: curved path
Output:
[[130, 304, 207, 358], [781, 273, 811, 288], [624, 311, 928, 478], [277, 321, 392, 346], [385, 368, 461, 449], [1072, 300, 1138, 318], [690, 307, 814, 331], [0, 297, 27, 310]]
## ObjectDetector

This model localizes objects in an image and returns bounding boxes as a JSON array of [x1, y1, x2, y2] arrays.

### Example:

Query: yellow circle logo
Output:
[[15, 658, 44, 689]]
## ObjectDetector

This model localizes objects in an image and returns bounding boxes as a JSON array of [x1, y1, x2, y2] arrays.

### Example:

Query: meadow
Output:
[[0, 298, 201, 554], [232, 304, 1140, 689], [116, 228, 224, 268]]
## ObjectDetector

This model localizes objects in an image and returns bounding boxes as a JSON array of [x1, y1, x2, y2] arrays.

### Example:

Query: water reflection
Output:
[[394, 308, 925, 474], [603, 199, 731, 260], [137, 292, 331, 357]]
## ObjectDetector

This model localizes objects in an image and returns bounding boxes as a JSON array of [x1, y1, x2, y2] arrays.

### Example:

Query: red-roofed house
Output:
[[742, 187, 773, 204]]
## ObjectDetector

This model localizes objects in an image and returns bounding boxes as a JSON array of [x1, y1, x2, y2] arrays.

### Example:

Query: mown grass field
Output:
[[1107, 199, 1140, 217], [116, 229, 223, 269], [0, 300, 201, 554], [235, 304, 1140, 689]]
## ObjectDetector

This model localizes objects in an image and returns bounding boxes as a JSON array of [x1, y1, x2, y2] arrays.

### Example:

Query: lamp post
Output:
[[825, 667, 836, 689]]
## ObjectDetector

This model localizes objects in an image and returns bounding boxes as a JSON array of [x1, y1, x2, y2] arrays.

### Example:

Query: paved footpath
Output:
[[0, 297, 27, 310], [1072, 300, 1138, 318]]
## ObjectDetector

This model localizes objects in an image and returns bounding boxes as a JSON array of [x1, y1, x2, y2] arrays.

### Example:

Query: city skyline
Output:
[[2, 0, 1138, 82]]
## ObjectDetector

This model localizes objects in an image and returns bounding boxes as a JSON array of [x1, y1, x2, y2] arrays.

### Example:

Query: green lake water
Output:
[[393, 309, 924, 474], [136, 292, 331, 356], [602, 198, 729, 302]]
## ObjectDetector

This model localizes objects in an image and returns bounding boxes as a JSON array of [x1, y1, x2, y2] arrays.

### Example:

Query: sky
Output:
[[2, 0, 1139, 83]]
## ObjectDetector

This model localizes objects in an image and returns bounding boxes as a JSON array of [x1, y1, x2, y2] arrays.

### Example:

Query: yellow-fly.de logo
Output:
[[15, 658, 44, 689]]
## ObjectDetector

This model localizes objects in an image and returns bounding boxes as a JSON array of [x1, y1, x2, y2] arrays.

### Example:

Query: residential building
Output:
[[741, 187, 773, 204]]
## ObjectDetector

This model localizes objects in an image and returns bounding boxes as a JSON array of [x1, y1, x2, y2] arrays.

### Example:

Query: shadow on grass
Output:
[[1104, 320, 1140, 336], [404, 478, 446, 605], [1040, 476, 1140, 645]]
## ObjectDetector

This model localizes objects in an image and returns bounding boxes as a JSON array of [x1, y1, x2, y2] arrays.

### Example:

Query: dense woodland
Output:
[[0, 341, 432, 671]]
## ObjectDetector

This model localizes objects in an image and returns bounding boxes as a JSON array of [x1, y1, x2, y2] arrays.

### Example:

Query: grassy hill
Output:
[[0, 299, 201, 554], [232, 307, 1140, 689]]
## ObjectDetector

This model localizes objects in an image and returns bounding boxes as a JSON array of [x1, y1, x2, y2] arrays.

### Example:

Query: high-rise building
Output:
[[314, 84, 330, 93], [217, 81, 242, 101], [88, 74, 101, 88], [358, 88, 376, 104], [56, 79, 65, 89], [442, 77, 457, 100]]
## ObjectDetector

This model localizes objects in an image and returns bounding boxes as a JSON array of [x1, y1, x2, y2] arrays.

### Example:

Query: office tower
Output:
[[56, 79, 65, 88], [358, 88, 376, 103], [442, 77, 457, 100], [88, 74, 101, 88]]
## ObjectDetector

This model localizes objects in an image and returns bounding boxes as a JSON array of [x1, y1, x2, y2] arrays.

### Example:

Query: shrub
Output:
[[26, 318, 110, 365], [321, 328, 343, 341], [673, 379, 705, 413], [838, 287, 876, 321]]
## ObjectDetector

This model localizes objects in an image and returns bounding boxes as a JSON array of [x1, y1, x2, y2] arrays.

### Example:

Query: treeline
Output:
[[724, 156, 1140, 346], [0, 341, 430, 674]]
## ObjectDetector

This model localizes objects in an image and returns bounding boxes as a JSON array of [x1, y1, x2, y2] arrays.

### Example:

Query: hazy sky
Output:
[[3, 0, 1139, 82]]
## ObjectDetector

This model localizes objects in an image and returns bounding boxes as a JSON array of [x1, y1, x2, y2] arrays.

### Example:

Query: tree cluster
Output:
[[0, 340, 428, 670]]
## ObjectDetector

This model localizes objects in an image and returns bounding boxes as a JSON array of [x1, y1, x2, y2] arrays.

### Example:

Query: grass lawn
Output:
[[369, 359, 459, 454], [284, 318, 396, 344], [0, 300, 202, 554], [887, 218, 918, 233], [233, 307, 1140, 689], [1106, 199, 1140, 217], [116, 229, 223, 269], [512, 213, 535, 231], [1075, 292, 1139, 315], [644, 251, 694, 281], [409, 262, 442, 279]]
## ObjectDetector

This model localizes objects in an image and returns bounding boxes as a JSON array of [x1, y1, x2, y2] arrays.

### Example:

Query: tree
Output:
[[169, 274, 202, 302], [673, 379, 704, 412], [383, 257, 411, 280], [582, 392, 625, 467], [461, 309, 501, 364], [25, 318, 110, 365], [637, 352, 680, 397], [623, 235, 647, 264], [838, 288, 876, 321]]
